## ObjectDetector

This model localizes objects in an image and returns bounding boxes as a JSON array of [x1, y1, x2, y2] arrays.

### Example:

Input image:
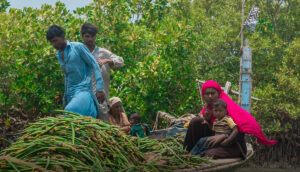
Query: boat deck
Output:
[[176, 143, 254, 172], [150, 128, 254, 172]]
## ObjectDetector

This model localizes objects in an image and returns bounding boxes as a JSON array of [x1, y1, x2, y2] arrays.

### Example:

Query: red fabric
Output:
[[201, 80, 276, 145]]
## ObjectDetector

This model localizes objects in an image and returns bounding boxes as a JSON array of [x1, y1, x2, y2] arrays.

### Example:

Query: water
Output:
[[235, 168, 300, 172]]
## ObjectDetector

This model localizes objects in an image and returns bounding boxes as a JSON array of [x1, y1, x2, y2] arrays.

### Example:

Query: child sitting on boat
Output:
[[190, 99, 239, 157], [129, 113, 151, 138]]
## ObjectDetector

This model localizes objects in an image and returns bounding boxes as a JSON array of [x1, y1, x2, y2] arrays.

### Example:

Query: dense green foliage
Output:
[[0, 0, 9, 12], [0, 0, 299, 132]]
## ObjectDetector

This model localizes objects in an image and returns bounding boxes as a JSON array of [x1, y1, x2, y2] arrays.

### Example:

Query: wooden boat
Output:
[[150, 128, 254, 172]]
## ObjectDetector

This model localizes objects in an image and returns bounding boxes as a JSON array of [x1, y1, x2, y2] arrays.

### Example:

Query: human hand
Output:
[[198, 115, 208, 124], [205, 134, 227, 147], [202, 120, 208, 125], [96, 91, 105, 103], [97, 59, 113, 67], [97, 59, 106, 67], [121, 126, 131, 133]]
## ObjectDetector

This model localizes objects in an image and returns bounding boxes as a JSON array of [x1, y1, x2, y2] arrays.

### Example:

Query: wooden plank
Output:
[[152, 111, 177, 131], [195, 79, 261, 101], [157, 111, 177, 124], [175, 143, 254, 172], [224, 81, 232, 94]]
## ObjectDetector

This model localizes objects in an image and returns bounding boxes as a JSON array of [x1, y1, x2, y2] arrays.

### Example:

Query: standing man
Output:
[[46, 25, 105, 118], [81, 23, 124, 121]]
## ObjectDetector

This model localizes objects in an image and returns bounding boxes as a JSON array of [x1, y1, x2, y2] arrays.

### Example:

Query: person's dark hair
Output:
[[130, 113, 141, 123], [212, 99, 227, 109], [46, 25, 65, 40], [81, 23, 98, 36]]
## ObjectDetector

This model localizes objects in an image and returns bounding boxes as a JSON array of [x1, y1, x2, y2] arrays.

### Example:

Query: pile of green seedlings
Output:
[[0, 111, 208, 172]]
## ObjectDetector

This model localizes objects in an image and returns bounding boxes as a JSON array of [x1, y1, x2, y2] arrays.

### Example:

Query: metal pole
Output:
[[238, 0, 245, 105]]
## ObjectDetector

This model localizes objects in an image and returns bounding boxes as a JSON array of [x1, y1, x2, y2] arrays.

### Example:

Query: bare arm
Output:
[[120, 113, 131, 134], [120, 112, 130, 126], [220, 126, 239, 146]]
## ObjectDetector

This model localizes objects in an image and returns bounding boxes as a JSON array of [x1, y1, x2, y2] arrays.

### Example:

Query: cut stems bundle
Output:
[[0, 111, 207, 172]]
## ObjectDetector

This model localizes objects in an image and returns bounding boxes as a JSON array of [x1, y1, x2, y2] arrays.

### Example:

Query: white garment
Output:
[[91, 47, 124, 121]]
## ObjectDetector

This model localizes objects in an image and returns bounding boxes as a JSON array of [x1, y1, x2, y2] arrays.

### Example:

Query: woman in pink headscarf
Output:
[[184, 80, 276, 159]]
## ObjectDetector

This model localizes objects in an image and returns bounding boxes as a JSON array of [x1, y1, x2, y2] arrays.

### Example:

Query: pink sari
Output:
[[201, 80, 276, 145]]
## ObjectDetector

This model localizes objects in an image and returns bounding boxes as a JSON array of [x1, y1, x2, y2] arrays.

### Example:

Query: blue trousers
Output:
[[190, 136, 211, 157], [65, 91, 97, 118]]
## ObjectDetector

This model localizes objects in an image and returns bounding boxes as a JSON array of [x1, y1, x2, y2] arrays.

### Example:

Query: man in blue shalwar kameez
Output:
[[46, 25, 105, 118]]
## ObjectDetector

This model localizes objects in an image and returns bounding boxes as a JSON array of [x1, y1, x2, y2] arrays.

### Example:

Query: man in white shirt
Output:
[[81, 23, 124, 121]]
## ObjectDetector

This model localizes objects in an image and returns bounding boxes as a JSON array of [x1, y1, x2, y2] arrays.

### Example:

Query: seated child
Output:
[[190, 99, 239, 157], [129, 113, 150, 138]]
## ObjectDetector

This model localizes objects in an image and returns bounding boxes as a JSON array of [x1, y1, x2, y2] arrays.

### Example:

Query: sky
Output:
[[7, 0, 140, 22], [7, 0, 94, 11]]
